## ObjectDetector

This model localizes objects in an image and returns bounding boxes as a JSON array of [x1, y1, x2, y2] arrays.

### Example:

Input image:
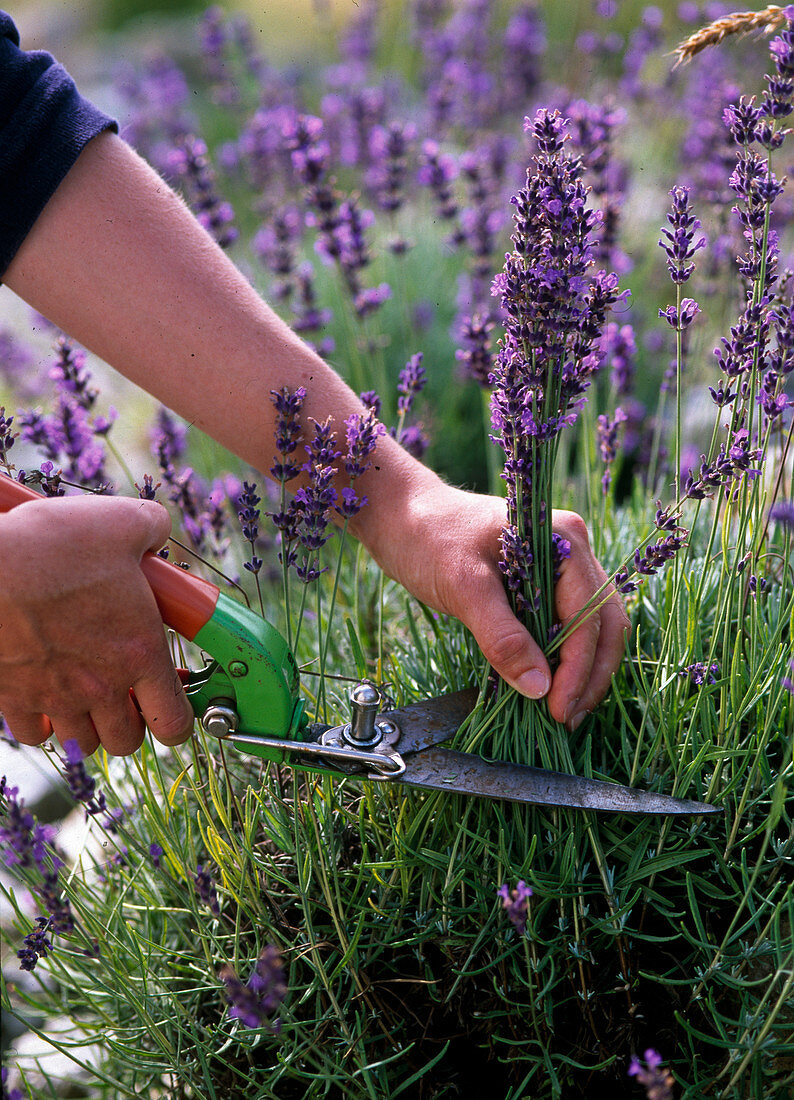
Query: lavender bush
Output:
[[2, 3, 793, 1098]]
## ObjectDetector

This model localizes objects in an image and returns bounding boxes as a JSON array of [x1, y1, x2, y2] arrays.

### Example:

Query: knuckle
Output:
[[555, 510, 590, 546], [486, 628, 531, 674], [148, 703, 194, 745], [124, 636, 161, 674]]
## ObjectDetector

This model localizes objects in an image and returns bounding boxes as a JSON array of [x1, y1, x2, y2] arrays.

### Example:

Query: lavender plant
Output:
[[2, 4, 793, 1099]]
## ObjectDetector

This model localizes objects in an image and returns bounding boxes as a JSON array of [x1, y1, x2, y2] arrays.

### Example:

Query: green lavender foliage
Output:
[[2, 4, 794, 1098]]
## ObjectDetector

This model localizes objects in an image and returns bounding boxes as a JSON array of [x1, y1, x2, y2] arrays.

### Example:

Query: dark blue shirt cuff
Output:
[[0, 11, 118, 275]]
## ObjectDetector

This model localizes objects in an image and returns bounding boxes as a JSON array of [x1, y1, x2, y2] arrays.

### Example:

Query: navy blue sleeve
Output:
[[0, 11, 118, 276]]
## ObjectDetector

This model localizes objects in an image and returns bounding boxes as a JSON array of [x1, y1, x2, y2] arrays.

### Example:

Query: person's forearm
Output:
[[3, 130, 438, 562]]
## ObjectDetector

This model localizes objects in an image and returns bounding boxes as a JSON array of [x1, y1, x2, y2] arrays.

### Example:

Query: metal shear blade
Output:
[[372, 690, 718, 816]]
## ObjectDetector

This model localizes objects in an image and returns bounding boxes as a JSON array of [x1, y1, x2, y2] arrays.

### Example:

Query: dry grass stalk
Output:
[[673, 5, 789, 67]]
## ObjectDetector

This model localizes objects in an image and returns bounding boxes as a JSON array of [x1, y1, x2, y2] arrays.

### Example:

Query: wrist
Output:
[[347, 433, 445, 567]]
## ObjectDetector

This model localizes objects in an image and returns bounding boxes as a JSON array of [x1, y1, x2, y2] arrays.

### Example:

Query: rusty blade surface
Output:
[[394, 746, 718, 815], [381, 688, 479, 753], [382, 691, 718, 816]]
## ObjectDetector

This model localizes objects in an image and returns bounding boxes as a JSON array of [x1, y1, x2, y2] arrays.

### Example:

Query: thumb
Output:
[[464, 579, 551, 699]]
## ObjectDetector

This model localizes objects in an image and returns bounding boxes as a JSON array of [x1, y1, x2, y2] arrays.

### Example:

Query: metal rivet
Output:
[[202, 704, 239, 738], [229, 661, 248, 678]]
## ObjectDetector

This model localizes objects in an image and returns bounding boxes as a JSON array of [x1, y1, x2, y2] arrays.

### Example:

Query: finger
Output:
[[566, 596, 629, 725], [131, 498, 173, 557], [48, 712, 101, 758], [1, 709, 53, 747], [88, 694, 147, 757], [546, 606, 601, 727], [465, 577, 551, 699], [132, 665, 195, 747]]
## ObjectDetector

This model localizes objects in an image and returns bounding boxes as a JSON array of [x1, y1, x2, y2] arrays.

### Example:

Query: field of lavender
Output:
[[1, 2, 793, 1098]]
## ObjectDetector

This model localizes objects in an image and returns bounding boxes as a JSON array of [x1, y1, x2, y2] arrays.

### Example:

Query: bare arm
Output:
[[2, 131, 628, 754]]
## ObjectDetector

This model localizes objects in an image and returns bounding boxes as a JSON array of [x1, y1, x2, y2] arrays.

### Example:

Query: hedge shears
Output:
[[1, 474, 718, 816]]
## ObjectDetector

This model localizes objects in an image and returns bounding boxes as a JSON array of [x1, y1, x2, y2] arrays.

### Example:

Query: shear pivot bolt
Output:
[[347, 682, 382, 746], [202, 704, 239, 738], [229, 661, 248, 678]]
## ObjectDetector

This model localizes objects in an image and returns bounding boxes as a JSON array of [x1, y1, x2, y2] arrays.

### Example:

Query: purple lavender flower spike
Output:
[[659, 299, 701, 329], [151, 407, 188, 471], [630, 531, 688, 580], [659, 187, 706, 284], [167, 135, 237, 249], [49, 338, 97, 410], [344, 407, 385, 482], [136, 474, 160, 500], [269, 386, 306, 483], [194, 864, 221, 916], [337, 408, 385, 518], [39, 869, 74, 934], [770, 501, 794, 529], [221, 944, 287, 1029], [0, 784, 57, 871], [19, 340, 113, 491], [489, 108, 623, 636], [62, 740, 107, 819], [766, 13, 794, 124], [627, 1048, 674, 1100], [252, 205, 303, 300], [294, 466, 337, 552], [417, 140, 460, 229], [397, 353, 427, 417], [396, 424, 429, 459], [0, 406, 17, 468], [359, 390, 382, 415], [603, 322, 637, 397], [679, 661, 720, 687], [367, 120, 416, 219], [501, 4, 545, 110], [149, 843, 164, 868], [497, 880, 533, 935], [597, 407, 627, 494], [456, 313, 494, 388], [290, 263, 333, 341], [723, 97, 764, 146], [354, 282, 391, 319], [237, 481, 264, 575], [18, 917, 53, 972]]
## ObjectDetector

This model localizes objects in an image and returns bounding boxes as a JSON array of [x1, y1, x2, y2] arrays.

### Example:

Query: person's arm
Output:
[[2, 131, 628, 755]]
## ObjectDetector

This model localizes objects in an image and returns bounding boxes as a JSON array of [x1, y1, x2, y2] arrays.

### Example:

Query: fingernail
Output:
[[516, 669, 550, 699], [569, 710, 588, 731]]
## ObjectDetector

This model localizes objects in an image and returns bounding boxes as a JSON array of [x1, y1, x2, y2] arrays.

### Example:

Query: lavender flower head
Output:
[[659, 186, 706, 284], [489, 108, 623, 639], [0, 405, 17, 460], [0, 783, 58, 871], [627, 1049, 674, 1100], [62, 740, 107, 818], [0, 783, 74, 935], [335, 407, 385, 519], [195, 864, 221, 916], [270, 386, 306, 482], [497, 880, 533, 935], [18, 916, 53, 972], [397, 353, 427, 417], [770, 501, 794, 529], [679, 661, 720, 687], [237, 480, 263, 575], [221, 944, 287, 1029]]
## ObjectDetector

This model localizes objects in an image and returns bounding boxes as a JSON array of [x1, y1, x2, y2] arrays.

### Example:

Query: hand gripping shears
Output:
[[0, 474, 718, 816]]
